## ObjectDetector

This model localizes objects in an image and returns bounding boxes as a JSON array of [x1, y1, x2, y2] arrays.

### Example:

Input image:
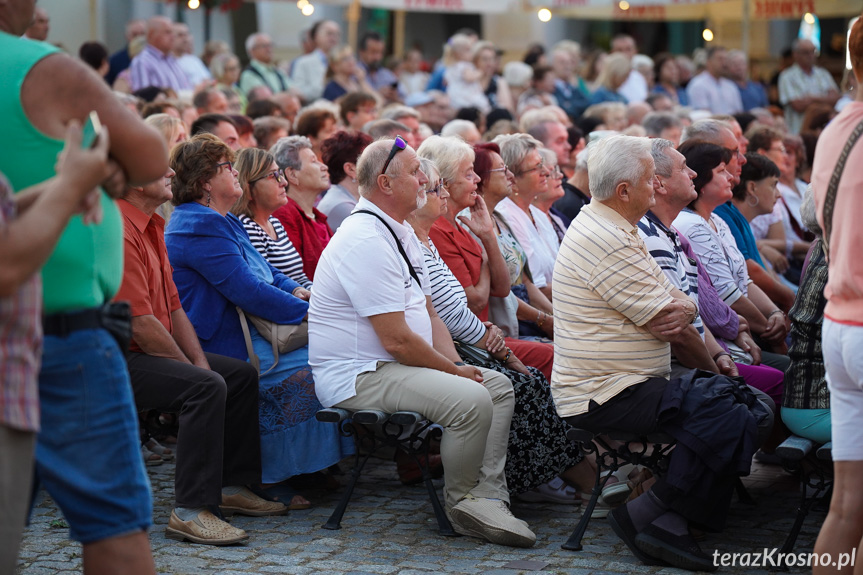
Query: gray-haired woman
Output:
[[270, 135, 333, 281], [408, 156, 589, 504]]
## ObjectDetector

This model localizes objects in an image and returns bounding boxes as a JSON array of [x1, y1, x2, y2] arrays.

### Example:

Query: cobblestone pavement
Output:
[[18, 455, 826, 575]]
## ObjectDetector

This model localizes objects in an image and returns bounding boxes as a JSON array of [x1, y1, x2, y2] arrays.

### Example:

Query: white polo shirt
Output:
[[309, 197, 432, 407]]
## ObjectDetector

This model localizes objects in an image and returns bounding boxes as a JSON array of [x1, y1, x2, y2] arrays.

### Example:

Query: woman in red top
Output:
[[418, 135, 510, 321], [270, 135, 333, 281], [418, 135, 554, 380]]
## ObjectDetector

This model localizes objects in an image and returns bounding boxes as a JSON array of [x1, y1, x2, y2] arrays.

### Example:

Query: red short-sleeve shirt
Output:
[[428, 217, 487, 320], [115, 200, 182, 352]]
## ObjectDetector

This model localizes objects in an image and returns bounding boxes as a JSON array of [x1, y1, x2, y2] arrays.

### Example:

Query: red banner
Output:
[[753, 0, 816, 18]]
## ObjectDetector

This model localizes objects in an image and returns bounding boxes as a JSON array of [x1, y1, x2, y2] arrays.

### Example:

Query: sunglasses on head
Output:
[[380, 136, 407, 176]]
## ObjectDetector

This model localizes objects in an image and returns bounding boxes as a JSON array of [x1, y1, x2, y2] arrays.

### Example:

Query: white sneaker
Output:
[[449, 495, 536, 548]]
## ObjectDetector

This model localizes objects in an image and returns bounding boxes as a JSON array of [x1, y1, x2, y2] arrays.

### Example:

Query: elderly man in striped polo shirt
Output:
[[551, 135, 769, 572]]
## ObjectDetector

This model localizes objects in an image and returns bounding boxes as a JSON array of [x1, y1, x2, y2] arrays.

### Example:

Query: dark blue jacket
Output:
[[165, 202, 307, 360]]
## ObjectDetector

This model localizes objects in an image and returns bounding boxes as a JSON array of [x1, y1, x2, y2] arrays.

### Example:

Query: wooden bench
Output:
[[315, 408, 455, 536]]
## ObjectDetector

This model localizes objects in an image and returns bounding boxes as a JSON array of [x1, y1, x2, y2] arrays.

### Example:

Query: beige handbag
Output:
[[237, 307, 308, 375]]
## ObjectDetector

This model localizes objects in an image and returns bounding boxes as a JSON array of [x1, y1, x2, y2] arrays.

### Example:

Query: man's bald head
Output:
[[147, 16, 175, 55]]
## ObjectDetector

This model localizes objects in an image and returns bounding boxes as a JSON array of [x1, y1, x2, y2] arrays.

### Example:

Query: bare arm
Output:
[[367, 310, 483, 382], [170, 307, 210, 370], [21, 52, 168, 186], [131, 314, 192, 364], [427, 296, 462, 364], [0, 123, 110, 297], [670, 325, 720, 372], [458, 196, 510, 298]]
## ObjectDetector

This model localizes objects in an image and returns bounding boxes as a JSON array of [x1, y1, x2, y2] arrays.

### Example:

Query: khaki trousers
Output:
[[337, 362, 513, 509], [0, 424, 36, 575]]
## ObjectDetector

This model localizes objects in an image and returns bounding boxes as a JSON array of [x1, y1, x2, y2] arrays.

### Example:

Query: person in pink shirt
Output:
[[810, 16, 863, 573]]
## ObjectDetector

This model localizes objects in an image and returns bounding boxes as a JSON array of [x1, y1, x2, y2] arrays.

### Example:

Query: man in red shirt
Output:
[[115, 167, 286, 545]]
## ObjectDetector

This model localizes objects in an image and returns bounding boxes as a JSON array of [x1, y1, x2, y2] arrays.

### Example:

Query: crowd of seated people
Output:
[[4, 5, 860, 572]]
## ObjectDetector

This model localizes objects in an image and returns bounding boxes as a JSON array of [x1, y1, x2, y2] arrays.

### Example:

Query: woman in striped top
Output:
[[232, 148, 313, 289]]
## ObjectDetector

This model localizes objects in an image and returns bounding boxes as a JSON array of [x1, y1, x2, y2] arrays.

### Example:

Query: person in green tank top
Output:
[[0, 2, 167, 573]]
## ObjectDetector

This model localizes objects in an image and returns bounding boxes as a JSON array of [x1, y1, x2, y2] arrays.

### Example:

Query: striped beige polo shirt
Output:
[[551, 200, 674, 417]]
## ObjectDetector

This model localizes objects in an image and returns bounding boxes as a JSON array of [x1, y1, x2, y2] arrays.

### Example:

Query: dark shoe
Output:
[[608, 506, 668, 566], [635, 524, 718, 572], [395, 449, 443, 485]]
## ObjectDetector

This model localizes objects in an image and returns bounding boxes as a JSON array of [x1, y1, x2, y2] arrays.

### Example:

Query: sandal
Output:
[[516, 477, 582, 505], [261, 483, 312, 510], [141, 444, 163, 467], [627, 468, 655, 502], [145, 438, 174, 461]]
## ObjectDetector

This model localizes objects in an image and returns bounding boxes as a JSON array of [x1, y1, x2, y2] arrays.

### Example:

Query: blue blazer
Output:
[[165, 202, 308, 360]]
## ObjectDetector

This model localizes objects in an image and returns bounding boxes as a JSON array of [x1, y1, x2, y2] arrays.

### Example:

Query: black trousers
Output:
[[126, 351, 261, 508]]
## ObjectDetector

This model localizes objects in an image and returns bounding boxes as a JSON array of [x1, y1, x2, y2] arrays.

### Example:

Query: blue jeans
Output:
[[34, 329, 151, 543]]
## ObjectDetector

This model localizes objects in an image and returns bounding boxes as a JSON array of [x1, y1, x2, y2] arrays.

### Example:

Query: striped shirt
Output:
[[422, 239, 486, 345], [129, 44, 191, 93], [637, 213, 704, 336], [551, 201, 674, 418], [0, 174, 41, 431], [240, 215, 313, 289]]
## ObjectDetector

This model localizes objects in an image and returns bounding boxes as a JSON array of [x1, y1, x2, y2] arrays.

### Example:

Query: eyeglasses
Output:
[[380, 136, 407, 176], [216, 161, 233, 172], [550, 166, 564, 178], [485, 167, 509, 175], [426, 180, 445, 195], [517, 160, 545, 176], [252, 170, 284, 184]]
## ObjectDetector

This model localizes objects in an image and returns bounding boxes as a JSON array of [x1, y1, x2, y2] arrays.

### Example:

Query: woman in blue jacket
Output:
[[165, 134, 352, 506]]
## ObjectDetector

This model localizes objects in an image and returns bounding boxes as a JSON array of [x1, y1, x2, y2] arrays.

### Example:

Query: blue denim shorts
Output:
[[34, 329, 152, 544]]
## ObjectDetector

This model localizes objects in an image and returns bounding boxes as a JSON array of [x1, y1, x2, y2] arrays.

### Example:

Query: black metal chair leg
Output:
[[322, 451, 374, 530], [562, 445, 611, 550], [421, 473, 455, 536]]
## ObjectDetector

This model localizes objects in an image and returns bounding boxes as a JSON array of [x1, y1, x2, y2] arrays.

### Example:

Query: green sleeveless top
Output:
[[0, 32, 123, 314]]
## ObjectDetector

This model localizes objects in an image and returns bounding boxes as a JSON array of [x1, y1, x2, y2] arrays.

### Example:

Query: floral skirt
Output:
[[460, 355, 583, 495]]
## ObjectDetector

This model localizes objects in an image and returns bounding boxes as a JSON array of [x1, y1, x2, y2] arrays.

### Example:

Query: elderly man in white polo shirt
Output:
[[309, 138, 535, 548], [552, 135, 768, 571]]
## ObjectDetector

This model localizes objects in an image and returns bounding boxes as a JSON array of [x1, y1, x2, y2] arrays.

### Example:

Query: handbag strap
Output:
[[236, 307, 279, 375], [352, 209, 421, 286], [823, 118, 863, 258]]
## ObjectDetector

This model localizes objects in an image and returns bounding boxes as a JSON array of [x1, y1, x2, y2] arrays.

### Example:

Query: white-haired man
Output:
[[240, 33, 291, 96], [309, 138, 535, 548], [552, 135, 768, 571]]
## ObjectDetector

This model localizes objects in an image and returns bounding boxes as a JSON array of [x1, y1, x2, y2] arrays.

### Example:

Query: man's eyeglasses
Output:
[[252, 170, 284, 184], [216, 161, 233, 172], [426, 180, 445, 195], [517, 160, 545, 176], [380, 136, 407, 176]]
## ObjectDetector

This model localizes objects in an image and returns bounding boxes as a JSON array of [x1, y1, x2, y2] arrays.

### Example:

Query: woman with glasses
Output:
[[673, 141, 789, 355], [408, 157, 591, 505], [270, 136, 333, 281], [233, 148, 313, 289], [532, 147, 569, 249], [417, 135, 511, 322], [472, 142, 556, 374], [493, 133, 558, 303], [165, 134, 353, 506]]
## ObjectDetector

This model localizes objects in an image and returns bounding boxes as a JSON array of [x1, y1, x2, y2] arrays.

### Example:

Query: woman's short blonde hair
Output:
[[595, 52, 632, 91], [169, 133, 234, 206], [416, 135, 475, 183], [144, 113, 184, 148], [232, 147, 277, 218]]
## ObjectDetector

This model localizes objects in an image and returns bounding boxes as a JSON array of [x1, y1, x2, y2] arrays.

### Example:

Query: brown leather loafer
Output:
[[220, 488, 288, 517], [165, 510, 249, 545]]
